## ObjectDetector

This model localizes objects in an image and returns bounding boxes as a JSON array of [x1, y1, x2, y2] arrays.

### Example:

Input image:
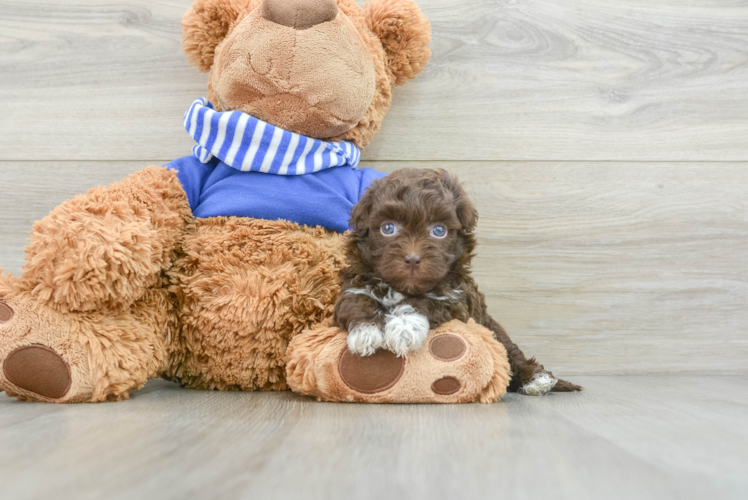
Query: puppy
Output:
[[333, 168, 582, 395]]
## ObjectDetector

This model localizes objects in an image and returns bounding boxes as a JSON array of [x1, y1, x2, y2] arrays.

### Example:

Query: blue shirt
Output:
[[167, 155, 387, 233]]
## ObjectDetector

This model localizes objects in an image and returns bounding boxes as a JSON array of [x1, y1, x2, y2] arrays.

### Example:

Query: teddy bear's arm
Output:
[[21, 166, 192, 313]]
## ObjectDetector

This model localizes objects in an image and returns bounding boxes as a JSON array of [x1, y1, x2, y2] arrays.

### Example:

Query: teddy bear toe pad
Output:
[[3, 345, 72, 399], [432, 376, 462, 395], [429, 334, 466, 361], [0, 302, 13, 323], [339, 349, 405, 394]]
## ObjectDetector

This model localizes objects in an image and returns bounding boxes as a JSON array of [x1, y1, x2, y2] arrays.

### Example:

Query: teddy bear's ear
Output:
[[182, 0, 260, 72], [364, 0, 432, 85]]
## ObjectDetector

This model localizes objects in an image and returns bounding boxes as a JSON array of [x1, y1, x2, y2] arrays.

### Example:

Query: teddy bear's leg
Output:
[[0, 276, 177, 402], [0, 275, 94, 402], [0, 166, 191, 402]]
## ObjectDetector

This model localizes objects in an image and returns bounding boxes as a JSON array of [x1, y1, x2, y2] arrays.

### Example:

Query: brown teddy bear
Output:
[[0, 0, 511, 404]]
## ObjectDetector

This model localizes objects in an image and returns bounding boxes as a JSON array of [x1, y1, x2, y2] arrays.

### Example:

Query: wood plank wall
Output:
[[1, 0, 746, 375]]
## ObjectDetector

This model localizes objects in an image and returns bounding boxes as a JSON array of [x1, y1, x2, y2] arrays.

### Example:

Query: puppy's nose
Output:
[[404, 254, 422, 271], [262, 0, 338, 30]]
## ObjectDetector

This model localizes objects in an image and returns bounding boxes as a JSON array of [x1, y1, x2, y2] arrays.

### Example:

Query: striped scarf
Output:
[[184, 98, 361, 175]]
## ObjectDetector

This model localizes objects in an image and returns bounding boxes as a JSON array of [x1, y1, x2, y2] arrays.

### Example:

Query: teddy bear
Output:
[[0, 0, 512, 404]]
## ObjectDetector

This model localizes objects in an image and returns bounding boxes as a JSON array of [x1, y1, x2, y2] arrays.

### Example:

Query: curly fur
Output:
[[21, 166, 192, 314], [170, 217, 346, 391], [333, 169, 583, 393], [182, 0, 260, 72], [365, 0, 432, 85]]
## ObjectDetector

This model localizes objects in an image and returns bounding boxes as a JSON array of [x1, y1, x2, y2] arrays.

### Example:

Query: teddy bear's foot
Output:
[[0, 296, 95, 403], [287, 319, 512, 403]]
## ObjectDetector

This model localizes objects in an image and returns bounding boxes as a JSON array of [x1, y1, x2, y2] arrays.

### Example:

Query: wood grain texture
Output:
[[0, 162, 149, 275], [0, 376, 746, 500], [1, 161, 746, 375], [1, 0, 748, 161]]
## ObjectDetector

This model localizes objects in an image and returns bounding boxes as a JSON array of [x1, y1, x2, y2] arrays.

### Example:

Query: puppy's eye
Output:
[[381, 223, 398, 236], [431, 225, 447, 239]]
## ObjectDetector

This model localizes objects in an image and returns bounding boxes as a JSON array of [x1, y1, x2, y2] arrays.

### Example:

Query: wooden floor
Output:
[[0, 376, 745, 500]]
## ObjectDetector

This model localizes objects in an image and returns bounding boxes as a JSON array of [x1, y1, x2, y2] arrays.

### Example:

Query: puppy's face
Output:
[[349, 169, 478, 295]]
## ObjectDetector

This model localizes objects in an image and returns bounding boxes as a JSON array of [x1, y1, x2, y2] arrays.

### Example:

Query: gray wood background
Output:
[[1, 0, 746, 375]]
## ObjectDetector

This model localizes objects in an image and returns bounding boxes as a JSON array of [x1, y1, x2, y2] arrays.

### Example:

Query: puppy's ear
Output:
[[440, 170, 479, 233], [365, 0, 432, 85], [457, 195, 479, 233], [349, 181, 379, 235], [182, 0, 259, 72]]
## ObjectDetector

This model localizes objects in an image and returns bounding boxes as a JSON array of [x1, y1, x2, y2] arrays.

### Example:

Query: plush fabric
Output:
[[174, 97, 387, 233], [176, 97, 388, 232], [209, 6, 378, 139], [170, 154, 386, 233], [261, 0, 338, 30], [166, 217, 347, 391], [0, 200, 348, 401], [184, 98, 362, 170], [365, 0, 432, 85], [286, 319, 511, 403], [0, 0, 436, 403], [19, 166, 192, 314], [182, 0, 260, 72], [0, 270, 177, 403]]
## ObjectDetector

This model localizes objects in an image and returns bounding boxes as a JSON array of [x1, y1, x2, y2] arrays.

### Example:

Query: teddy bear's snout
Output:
[[261, 0, 338, 30], [210, 1, 377, 140]]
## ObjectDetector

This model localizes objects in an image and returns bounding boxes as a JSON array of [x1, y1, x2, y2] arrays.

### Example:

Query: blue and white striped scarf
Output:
[[184, 98, 361, 175]]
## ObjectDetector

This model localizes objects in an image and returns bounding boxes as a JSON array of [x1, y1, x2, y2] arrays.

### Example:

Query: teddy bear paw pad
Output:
[[339, 348, 405, 394], [429, 334, 466, 361], [0, 302, 13, 323], [3, 345, 72, 399], [432, 376, 462, 395]]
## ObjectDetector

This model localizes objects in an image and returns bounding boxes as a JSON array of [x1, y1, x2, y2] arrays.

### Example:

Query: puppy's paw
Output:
[[520, 372, 558, 396], [347, 322, 385, 356], [384, 305, 430, 357]]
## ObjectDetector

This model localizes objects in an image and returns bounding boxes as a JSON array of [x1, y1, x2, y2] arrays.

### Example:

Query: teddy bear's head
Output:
[[182, 0, 431, 148]]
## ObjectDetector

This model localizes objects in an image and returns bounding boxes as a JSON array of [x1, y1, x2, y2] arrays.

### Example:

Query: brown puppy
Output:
[[333, 168, 582, 395]]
